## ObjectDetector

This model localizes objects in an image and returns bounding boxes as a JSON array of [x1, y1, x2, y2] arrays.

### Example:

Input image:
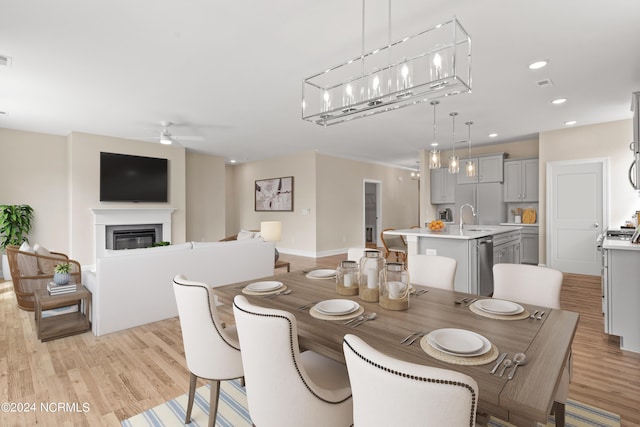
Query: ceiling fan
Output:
[[136, 121, 204, 145]]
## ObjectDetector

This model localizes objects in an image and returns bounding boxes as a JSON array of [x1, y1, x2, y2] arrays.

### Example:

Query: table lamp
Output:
[[260, 221, 282, 262]]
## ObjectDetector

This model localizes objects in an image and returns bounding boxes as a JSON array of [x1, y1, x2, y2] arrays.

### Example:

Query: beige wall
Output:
[[68, 132, 187, 264], [316, 154, 419, 255], [0, 128, 69, 254], [185, 152, 226, 242], [539, 119, 640, 264]]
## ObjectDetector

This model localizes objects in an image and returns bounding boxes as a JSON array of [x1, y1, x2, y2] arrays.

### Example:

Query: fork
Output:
[[400, 330, 423, 344], [406, 331, 427, 346], [296, 301, 319, 311], [412, 289, 428, 297]]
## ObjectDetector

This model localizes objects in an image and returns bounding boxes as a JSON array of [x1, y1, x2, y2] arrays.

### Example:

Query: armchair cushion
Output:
[[237, 229, 255, 240], [33, 243, 66, 274], [18, 242, 38, 276]]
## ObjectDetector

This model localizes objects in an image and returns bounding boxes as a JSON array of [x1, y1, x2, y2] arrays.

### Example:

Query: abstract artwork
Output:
[[255, 176, 293, 211]]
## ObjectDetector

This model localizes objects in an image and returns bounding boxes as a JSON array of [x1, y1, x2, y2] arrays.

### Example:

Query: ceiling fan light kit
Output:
[[302, 3, 471, 127]]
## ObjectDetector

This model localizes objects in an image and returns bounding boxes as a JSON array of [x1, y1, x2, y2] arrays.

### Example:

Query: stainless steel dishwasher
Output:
[[478, 238, 494, 296]]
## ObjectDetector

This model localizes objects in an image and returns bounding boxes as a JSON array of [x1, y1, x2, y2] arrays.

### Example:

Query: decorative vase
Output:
[[53, 272, 70, 285]]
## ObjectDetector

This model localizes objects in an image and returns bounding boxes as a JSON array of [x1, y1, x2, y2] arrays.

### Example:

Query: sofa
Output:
[[82, 239, 275, 336]]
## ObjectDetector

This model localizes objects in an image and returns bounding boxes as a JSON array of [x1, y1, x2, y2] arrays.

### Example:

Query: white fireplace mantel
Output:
[[92, 208, 175, 259]]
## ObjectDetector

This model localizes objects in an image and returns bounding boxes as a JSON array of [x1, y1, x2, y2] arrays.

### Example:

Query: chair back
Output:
[[343, 334, 478, 427], [233, 295, 351, 427], [172, 275, 243, 380], [408, 254, 457, 290], [492, 263, 563, 309]]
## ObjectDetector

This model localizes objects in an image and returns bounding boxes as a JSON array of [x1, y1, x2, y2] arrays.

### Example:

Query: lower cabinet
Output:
[[520, 227, 539, 265]]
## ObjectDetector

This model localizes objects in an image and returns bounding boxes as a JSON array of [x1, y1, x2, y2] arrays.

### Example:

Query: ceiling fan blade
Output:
[[172, 135, 205, 141]]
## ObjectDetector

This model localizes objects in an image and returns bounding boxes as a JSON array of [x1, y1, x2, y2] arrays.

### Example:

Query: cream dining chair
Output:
[[492, 263, 569, 424], [172, 275, 244, 427], [343, 334, 479, 427], [233, 295, 353, 427], [347, 247, 367, 262], [408, 254, 457, 290]]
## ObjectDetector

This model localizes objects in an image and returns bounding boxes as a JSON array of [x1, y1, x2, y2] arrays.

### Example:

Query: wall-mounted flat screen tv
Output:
[[100, 152, 168, 202]]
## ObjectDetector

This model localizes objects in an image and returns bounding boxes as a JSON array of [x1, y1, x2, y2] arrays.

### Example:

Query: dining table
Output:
[[213, 269, 579, 427]]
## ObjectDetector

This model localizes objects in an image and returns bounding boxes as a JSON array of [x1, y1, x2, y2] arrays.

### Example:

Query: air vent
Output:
[[0, 55, 11, 67], [536, 78, 554, 88]]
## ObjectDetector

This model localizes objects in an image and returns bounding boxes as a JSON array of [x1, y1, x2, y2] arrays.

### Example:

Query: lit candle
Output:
[[433, 53, 442, 80], [344, 273, 353, 287], [367, 268, 377, 288]]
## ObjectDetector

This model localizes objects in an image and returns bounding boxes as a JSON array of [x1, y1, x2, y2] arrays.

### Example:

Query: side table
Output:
[[34, 286, 92, 342], [275, 260, 291, 272]]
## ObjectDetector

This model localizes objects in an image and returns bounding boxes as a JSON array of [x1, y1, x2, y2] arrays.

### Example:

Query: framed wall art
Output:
[[255, 176, 294, 211]]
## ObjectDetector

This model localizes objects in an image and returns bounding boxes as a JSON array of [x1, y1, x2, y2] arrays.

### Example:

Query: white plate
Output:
[[307, 269, 337, 278], [245, 281, 284, 292], [314, 299, 359, 315], [475, 299, 524, 315], [427, 329, 491, 357]]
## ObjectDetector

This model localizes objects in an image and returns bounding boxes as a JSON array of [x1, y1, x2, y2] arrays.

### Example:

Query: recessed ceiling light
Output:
[[552, 98, 567, 105], [564, 120, 577, 126], [488, 133, 498, 138], [529, 60, 548, 70], [430, 142, 438, 147], [229, 159, 237, 163]]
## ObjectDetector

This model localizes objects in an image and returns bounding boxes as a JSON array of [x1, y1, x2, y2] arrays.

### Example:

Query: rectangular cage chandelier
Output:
[[302, 15, 471, 127]]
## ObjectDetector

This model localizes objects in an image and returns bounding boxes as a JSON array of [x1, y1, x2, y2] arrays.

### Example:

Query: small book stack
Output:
[[47, 281, 77, 295]]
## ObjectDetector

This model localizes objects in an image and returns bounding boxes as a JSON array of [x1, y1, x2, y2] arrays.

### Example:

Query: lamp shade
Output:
[[260, 221, 282, 242]]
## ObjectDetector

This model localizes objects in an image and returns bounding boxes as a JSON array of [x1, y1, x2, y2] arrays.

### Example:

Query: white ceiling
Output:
[[1, 0, 639, 169]]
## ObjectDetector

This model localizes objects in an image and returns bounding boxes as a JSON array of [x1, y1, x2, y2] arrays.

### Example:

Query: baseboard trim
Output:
[[278, 247, 349, 259]]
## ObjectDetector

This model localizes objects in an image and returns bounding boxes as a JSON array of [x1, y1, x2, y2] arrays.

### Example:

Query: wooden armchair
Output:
[[6, 245, 81, 311], [380, 229, 407, 263]]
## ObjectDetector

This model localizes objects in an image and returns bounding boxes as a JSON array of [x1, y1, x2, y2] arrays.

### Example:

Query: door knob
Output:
[[594, 223, 599, 228]]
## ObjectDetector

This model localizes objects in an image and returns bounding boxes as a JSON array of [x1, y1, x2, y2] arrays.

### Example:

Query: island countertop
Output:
[[385, 225, 523, 240]]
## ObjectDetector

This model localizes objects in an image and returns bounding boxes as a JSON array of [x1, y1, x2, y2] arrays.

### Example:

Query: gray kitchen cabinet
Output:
[[520, 226, 539, 264], [493, 230, 521, 265], [430, 168, 455, 204], [504, 158, 538, 202], [457, 154, 504, 184]]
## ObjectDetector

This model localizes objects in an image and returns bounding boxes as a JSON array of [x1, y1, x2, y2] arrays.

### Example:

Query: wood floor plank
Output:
[[1, 255, 639, 426]]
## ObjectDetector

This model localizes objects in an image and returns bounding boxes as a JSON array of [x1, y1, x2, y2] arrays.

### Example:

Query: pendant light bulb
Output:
[[448, 112, 459, 174], [465, 121, 476, 177], [429, 100, 441, 169]]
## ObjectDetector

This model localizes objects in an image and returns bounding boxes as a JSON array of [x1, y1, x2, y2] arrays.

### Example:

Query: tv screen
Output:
[[100, 152, 168, 202]]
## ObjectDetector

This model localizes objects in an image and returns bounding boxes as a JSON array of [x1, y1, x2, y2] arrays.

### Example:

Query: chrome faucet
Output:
[[459, 203, 477, 230]]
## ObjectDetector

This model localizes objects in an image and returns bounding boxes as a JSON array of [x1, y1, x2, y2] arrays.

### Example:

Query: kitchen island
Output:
[[602, 237, 640, 353], [386, 225, 522, 295]]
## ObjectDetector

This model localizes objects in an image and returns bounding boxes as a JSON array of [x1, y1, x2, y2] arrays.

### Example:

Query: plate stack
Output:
[[310, 299, 363, 321], [426, 328, 492, 357], [242, 281, 285, 295], [470, 299, 528, 320], [306, 269, 336, 279], [47, 281, 77, 295]]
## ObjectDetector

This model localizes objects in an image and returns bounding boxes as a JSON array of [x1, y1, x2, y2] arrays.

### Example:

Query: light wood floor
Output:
[[1, 253, 639, 426]]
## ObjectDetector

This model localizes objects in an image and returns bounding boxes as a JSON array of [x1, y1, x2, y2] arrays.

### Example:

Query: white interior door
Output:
[[547, 160, 606, 275]]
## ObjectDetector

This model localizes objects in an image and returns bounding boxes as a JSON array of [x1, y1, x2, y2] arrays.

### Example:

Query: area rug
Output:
[[121, 379, 620, 427]]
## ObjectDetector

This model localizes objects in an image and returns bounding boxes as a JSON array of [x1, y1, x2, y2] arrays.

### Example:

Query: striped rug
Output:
[[122, 379, 620, 427]]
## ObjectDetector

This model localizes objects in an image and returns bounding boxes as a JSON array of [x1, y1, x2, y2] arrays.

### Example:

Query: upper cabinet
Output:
[[456, 154, 505, 184], [430, 168, 455, 204], [504, 158, 539, 202]]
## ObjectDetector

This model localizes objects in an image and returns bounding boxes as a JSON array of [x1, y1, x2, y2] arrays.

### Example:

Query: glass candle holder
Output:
[[379, 262, 410, 311], [336, 260, 359, 296], [359, 249, 384, 302]]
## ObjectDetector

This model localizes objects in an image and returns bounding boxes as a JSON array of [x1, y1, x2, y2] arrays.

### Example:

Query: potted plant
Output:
[[53, 262, 71, 285], [0, 204, 34, 280]]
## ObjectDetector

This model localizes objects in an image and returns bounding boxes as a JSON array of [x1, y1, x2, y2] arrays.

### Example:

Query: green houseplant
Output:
[[53, 262, 72, 285], [0, 204, 34, 280]]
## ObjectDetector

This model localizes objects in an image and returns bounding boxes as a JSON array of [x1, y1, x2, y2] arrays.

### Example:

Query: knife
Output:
[[490, 352, 507, 374]]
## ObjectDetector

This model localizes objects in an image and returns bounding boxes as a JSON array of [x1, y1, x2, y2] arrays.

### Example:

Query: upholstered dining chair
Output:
[[172, 275, 244, 427], [343, 334, 479, 427], [380, 228, 407, 262], [408, 254, 457, 290], [492, 263, 569, 423], [233, 295, 353, 427]]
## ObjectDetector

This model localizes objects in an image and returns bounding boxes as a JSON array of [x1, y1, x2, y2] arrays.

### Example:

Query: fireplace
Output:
[[92, 208, 175, 260], [106, 224, 163, 250]]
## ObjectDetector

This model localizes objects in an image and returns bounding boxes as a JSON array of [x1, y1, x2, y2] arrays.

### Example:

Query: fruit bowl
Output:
[[427, 220, 446, 232]]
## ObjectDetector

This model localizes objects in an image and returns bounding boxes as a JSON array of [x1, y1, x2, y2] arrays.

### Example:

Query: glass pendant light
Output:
[[429, 101, 441, 169], [448, 112, 459, 174], [465, 121, 476, 177]]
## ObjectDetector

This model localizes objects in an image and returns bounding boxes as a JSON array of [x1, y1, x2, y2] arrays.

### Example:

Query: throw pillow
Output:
[[17, 242, 39, 277], [237, 229, 255, 240], [33, 243, 66, 274]]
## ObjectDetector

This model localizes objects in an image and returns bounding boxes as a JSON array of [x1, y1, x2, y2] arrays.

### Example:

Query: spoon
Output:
[[507, 353, 527, 380], [529, 310, 539, 319], [352, 312, 377, 327], [499, 359, 513, 377]]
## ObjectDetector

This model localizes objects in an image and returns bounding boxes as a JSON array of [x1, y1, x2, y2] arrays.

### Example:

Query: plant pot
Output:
[[53, 272, 70, 285]]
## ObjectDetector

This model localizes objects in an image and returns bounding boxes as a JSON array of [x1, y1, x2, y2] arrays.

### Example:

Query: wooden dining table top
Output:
[[213, 270, 579, 426]]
